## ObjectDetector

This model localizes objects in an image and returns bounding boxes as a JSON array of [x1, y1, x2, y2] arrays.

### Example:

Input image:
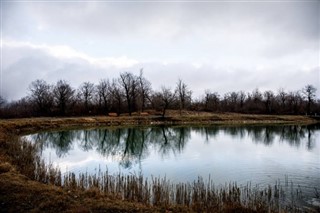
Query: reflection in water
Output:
[[27, 124, 320, 210], [33, 126, 192, 168], [32, 130, 75, 157], [31, 124, 319, 169]]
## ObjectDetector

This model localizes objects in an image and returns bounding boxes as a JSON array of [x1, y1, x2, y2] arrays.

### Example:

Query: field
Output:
[[0, 111, 316, 133], [0, 112, 318, 212]]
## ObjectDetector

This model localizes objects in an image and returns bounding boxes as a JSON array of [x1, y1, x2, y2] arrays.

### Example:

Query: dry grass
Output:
[[0, 131, 158, 212], [0, 111, 316, 136], [58, 172, 305, 212]]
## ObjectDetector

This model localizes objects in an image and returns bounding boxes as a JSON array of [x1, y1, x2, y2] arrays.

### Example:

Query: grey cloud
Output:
[[2, 44, 119, 101], [10, 1, 316, 63], [22, 1, 319, 41], [3, 1, 318, 63], [136, 62, 320, 99], [2, 43, 319, 101], [2, 1, 319, 100], [2, 2, 36, 40]]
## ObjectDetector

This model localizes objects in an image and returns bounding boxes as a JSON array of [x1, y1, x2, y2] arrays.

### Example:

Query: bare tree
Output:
[[277, 88, 287, 113], [203, 90, 220, 112], [79, 82, 95, 114], [238, 91, 246, 111], [5, 98, 33, 118], [302, 85, 317, 115], [0, 96, 5, 107], [157, 87, 176, 118], [246, 89, 264, 113], [137, 69, 152, 112], [110, 79, 123, 115], [119, 72, 138, 116], [252, 89, 263, 102], [288, 91, 303, 114], [175, 79, 192, 115], [4, 73, 320, 118], [29, 79, 53, 115], [96, 79, 111, 114], [263, 90, 275, 114], [53, 80, 74, 116], [223, 92, 238, 112], [0, 96, 6, 117]]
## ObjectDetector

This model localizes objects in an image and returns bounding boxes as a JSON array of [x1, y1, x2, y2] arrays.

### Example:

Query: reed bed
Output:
[[8, 137, 312, 212], [33, 165, 304, 212]]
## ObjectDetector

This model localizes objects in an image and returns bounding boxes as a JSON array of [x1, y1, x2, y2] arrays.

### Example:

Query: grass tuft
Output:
[[0, 162, 13, 174]]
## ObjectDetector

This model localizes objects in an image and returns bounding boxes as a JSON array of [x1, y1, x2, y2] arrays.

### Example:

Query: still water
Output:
[[26, 125, 320, 207]]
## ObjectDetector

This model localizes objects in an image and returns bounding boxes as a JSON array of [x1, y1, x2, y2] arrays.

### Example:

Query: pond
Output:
[[25, 124, 320, 209]]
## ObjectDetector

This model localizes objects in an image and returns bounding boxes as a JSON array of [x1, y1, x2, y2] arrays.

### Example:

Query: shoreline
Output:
[[0, 112, 318, 135]]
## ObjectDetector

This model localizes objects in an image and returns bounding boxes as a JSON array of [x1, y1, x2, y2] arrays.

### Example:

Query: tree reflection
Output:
[[31, 130, 75, 157], [306, 124, 317, 151], [120, 128, 149, 169], [146, 126, 191, 157], [96, 128, 123, 156], [192, 127, 219, 142], [31, 124, 319, 168]]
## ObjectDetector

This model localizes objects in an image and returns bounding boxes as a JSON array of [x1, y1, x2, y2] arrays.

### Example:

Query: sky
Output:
[[1, 0, 319, 101]]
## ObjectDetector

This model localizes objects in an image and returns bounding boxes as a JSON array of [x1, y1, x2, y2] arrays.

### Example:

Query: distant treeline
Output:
[[0, 71, 319, 118]]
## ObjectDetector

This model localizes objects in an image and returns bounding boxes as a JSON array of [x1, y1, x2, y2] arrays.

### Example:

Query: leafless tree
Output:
[[2, 73, 320, 118], [302, 84, 317, 114], [204, 90, 220, 112], [175, 79, 192, 115], [0, 96, 5, 107], [79, 82, 95, 114], [277, 88, 287, 112], [288, 91, 303, 114], [137, 69, 152, 112], [246, 89, 264, 113], [119, 72, 138, 116], [96, 79, 111, 114], [53, 80, 74, 116], [110, 79, 123, 115], [252, 89, 263, 102], [223, 92, 238, 112], [238, 91, 246, 110], [29, 79, 53, 115], [263, 90, 275, 114], [5, 98, 33, 118], [157, 87, 176, 118], [0, 96, 6, 117]]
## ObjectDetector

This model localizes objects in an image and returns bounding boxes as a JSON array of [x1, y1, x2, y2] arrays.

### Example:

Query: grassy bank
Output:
[[0, 112, 318, 212], [0, 111, 317, 135]]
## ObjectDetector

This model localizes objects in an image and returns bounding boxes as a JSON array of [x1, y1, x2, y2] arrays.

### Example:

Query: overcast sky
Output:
[[1, 0, 319, 101]]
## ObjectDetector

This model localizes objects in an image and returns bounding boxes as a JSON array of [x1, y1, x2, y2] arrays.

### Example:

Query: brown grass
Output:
[[0, 111, 316, 135]]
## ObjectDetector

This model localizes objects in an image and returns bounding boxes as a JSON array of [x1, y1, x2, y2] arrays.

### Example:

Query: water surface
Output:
[[26, 124, 320, 208]]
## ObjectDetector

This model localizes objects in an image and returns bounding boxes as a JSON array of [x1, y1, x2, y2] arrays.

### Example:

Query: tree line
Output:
[[0, 70, 319, 118]]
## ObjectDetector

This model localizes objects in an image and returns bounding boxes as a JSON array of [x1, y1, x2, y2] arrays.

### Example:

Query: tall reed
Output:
[[58, 170, 303, 212], [8, 137, 311, 212]]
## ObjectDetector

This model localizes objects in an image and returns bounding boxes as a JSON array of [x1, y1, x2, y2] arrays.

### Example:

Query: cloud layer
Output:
[[2, 1, 319, 100]]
